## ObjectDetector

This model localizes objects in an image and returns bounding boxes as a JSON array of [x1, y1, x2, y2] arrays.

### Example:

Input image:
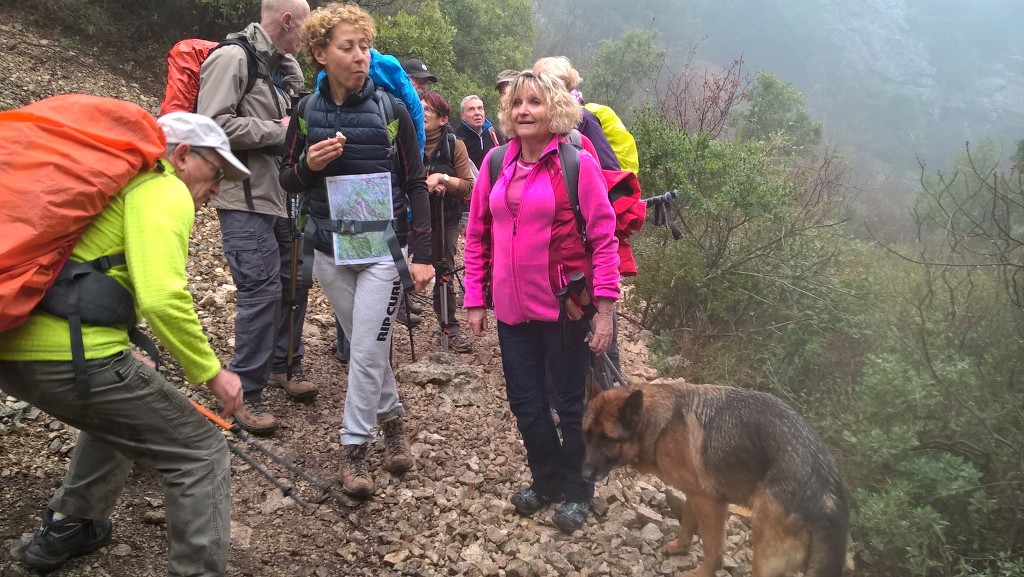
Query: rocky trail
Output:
[[0, 12, 757, 577]]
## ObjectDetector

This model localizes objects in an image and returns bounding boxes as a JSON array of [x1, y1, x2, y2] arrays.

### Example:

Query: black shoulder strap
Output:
[[210, 37, 273, 211], [446, 132, 456, 163], [557, 141, 587, 252], [488, 144, 511, 189], [300, 91, 320, 139], [216, 37, 272, 96]]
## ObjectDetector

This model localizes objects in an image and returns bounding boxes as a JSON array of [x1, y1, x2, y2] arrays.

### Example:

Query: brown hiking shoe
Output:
[[380, 417, 414, 474], [446, 331, 473, 353], [338, 444, 374, 498], [269, 367, 318, 401], [234, 400, 279, 436]]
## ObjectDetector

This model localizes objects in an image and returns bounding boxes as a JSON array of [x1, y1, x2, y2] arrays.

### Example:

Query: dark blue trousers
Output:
[[497, 319, 594, 503]]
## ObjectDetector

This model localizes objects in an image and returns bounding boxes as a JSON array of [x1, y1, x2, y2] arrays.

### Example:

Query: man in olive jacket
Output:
[[197, 0, 312, 435]]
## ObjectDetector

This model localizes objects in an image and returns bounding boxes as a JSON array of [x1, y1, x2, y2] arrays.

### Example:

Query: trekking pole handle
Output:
[[641, 189, 680, 206], [190, 399, 234, 432]]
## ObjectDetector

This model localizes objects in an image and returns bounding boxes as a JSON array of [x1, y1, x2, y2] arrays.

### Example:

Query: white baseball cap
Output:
[[157, 112, 251, 181]]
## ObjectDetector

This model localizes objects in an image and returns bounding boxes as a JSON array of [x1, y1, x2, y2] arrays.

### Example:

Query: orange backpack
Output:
[[0, 94, 166, 332], [159, 37, 269, 115]]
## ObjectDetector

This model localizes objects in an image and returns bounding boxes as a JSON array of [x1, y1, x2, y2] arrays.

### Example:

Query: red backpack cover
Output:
[[159, 39, 219, 115], [0, 94, 166, 332]]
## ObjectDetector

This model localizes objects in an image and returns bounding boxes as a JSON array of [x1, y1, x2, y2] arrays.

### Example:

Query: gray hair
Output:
[[460, 94, 483, 113]]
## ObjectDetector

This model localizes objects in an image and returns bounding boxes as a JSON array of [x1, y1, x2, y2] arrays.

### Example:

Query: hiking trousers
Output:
[[218, 210, 309, 400], [432, 226, 461, 331], [0, 351, 231, 576], [313, 249, 405, 445], [497, 319, 595, 503]]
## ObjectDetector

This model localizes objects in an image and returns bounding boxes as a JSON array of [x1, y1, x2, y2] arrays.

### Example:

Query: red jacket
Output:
[[464, 135, 620, 325]]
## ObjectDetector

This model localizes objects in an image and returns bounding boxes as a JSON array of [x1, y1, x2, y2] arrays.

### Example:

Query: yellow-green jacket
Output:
[[0, 160, 221, 385]]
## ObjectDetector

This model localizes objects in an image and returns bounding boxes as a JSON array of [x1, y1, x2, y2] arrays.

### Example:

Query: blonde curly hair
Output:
[[498, 71, 582, 138], [533, 56, 582, 91], [300, 3, 376, 72]]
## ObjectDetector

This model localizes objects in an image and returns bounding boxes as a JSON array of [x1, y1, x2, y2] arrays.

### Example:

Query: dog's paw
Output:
[[661, 537, 693, 556]]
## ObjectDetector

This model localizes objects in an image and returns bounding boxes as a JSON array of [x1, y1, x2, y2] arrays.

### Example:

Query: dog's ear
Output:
[[620, 389, 644, 431]]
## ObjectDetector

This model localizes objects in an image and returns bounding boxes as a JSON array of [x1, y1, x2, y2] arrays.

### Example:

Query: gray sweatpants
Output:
[[0, 352, 231, 576], [313, 249, 405, 445]]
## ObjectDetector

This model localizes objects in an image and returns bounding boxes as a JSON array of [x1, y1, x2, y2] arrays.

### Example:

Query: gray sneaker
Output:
[[21, 508, 112, 572], [552, 501, 590, 533]]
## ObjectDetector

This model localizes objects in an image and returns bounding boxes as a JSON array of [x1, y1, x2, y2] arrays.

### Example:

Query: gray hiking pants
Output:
[[218, 209, 309, 400], [313, 249, 405, 445], [0, 352, 231, 576]]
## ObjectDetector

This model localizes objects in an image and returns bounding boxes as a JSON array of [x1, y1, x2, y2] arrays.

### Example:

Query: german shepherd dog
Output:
[[581, 379, 849, 577]]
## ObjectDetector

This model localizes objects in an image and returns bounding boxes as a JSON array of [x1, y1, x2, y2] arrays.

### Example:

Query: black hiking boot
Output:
[[21, 508, 113, 572]]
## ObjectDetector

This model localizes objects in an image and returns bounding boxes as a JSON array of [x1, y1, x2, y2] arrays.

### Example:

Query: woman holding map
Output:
[[280, 3, 432, 499]]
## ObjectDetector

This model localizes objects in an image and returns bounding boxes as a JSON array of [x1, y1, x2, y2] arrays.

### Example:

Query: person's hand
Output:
[[409, 262, 435, 293], [426, 173, 448, 196], [306, 137, 344, 172], [468, 307, 488, 337], [281, 115, 291, 129], [587, 305, 615, 355], [205, 369, 243, 419]]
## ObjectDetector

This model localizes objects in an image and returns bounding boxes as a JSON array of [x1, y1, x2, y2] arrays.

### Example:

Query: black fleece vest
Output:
[[303, 81, 406, 255]]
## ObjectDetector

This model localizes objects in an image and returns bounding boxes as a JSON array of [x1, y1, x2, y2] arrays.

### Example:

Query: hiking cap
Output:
[[157, 112, 251, 181], [402, 58, 437, 82], [495, 69, 519, 90]]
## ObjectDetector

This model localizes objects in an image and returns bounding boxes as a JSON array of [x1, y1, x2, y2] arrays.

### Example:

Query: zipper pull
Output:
[[513, 220, 517, 236]]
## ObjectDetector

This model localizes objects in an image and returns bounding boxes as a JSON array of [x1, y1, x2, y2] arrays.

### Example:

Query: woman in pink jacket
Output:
[[463, 70, 620, 533]]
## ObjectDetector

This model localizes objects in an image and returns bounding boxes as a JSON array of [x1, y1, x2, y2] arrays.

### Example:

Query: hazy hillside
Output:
[[535, 0, 1024, 194]]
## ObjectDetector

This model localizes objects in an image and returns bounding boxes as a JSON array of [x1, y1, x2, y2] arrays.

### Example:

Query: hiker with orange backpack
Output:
[[196, 0, 315, 436], [0, 105, 247, 575]]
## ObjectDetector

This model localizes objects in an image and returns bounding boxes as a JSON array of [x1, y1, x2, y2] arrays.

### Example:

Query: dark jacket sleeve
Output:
[[279, 97, 315, 193], [578, 109, 621, 171], [395, 102, 431, 264]]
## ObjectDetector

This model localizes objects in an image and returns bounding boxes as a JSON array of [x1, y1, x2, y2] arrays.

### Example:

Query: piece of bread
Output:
[[335, 131, 346, 144]]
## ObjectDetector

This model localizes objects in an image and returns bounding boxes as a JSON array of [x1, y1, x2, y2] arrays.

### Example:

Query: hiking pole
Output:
[[642, 189, 683, 241], [595, 350, 629, 389], [430, 193, 451, 352], [285, 192, 302, 380], [400, 291, 416, 363], [190, 400, 348, 507]]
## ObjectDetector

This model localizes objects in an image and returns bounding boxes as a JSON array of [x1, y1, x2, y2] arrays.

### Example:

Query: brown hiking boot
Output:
[[446, 331, 473, 353], [234, 400, 279, 436], [338, 444, 374, 498], [380, 416, 414, 474], [269, 367, 318, 401]]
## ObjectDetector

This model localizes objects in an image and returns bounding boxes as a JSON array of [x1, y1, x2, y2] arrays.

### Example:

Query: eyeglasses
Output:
[[423, 106, 437, 115], [191, 149, 225, 183]]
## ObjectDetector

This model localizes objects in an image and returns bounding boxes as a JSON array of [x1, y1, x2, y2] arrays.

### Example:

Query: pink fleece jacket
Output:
[[463, 134, 620, 325]]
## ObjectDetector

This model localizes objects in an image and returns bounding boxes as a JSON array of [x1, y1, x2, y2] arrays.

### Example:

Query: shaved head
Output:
[[261, 0, 310, 55], [262, 0, 308, 19]]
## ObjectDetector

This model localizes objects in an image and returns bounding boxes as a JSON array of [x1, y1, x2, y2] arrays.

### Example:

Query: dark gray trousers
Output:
[[217, 210, 309, 400]]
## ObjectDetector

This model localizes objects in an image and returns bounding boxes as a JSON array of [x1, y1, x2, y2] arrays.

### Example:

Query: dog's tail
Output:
[[804, 490, 850, 577]]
